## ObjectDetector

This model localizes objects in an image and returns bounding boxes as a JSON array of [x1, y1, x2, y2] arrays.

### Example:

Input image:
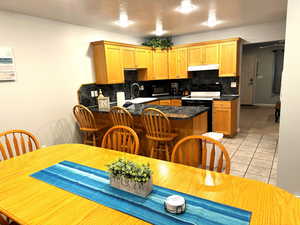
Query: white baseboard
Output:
[[254, 104, 276, 107]]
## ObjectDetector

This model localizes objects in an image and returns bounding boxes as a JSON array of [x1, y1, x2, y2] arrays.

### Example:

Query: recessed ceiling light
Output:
[[152, 20, 168, 36], [175, 0, 198, 14], [202, 11, 223, 27], [114, 12, 134, 28]]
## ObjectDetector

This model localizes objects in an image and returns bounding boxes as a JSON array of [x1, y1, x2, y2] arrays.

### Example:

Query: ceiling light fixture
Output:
[[202, 11, 222, 27], [114, 11, 134, 28], [152, 20, 167, 36], [175, 0, 198, 14]]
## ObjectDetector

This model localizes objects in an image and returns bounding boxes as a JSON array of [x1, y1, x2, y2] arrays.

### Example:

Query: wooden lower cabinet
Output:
[[213, 99, 237, 136], [146, 99, 182, 106]]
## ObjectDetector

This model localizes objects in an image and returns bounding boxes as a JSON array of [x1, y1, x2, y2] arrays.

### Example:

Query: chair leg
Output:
[[150, 140, 155, 159], [165, 143, 170, 161]]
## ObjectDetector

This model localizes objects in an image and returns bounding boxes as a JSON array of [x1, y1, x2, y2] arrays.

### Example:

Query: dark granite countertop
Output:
[[89, 104, 209, 120], [147, 95, 239, 102], [213, 95, 239, 101]]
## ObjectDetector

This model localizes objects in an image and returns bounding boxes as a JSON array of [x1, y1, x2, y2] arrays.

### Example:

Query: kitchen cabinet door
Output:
[[122, 47, 136, 68], [203, 44, 219, 65], [168, 49, 178, 79], [213, 108, 231, 135], [171, 99, 182, 106], [104, 45, 124, 84], [159, 100, 171, 105], [188, 46, 203, 66], [213, 100, 237, 136], [153, 50, 169, 80], [137, 49, 153, 81], [177, 48, 188, 79], [135, 48, 148, 68], [219, 41, 238, 77]]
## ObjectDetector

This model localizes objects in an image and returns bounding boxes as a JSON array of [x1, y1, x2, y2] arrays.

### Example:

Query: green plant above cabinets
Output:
[[142, 37, 173, 50]]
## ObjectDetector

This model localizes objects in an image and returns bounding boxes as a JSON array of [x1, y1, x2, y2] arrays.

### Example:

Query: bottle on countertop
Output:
[[97, 89, 110, 110]]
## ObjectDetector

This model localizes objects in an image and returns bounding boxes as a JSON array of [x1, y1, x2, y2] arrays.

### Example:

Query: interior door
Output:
[[240, 54, 257, 105]]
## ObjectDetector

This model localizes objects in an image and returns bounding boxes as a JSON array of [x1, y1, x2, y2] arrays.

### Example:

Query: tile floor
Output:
[[223, 106, 279, 185]]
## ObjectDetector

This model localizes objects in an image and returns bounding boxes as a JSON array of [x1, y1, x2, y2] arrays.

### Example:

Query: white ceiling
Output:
[[0, 0, 287, 38]]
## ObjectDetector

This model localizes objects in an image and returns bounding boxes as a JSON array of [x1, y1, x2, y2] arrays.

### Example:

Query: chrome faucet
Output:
[[130, 83, 140, 99]]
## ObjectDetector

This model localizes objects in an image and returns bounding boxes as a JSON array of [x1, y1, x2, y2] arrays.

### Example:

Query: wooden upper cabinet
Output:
[[169, 48, 188, 79], [152, 50, 169, 80], [188, 46, 203, 66], [135, 48, 149, 68], [121, 47, 136, 68], [92, 43, 124, 84], [203, 44, 219, 65], [219, 41, 239, 77], [168, 49, 178, 79], [177, 48, 188, 79], [137, 49, 153, 81]]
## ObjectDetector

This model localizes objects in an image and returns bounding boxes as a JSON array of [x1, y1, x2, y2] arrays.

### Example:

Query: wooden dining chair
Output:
[[141, 108, 177, 161], [171, 135, 231, 174], [73, 104, 107, 146], [0, 130, 40, 161], [101, 125, 139, 155]]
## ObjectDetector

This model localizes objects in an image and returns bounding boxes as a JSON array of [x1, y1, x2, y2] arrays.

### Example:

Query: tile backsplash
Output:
[[78, 74, 239, 107]]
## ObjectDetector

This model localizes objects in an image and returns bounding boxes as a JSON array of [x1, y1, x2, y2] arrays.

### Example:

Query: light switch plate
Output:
[[231, 82, 237, 88]]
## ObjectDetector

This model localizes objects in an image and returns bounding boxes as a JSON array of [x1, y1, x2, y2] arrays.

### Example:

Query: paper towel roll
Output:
[[117, 92, 125, 107]]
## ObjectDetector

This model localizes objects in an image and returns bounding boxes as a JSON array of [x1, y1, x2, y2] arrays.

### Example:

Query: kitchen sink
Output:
[[127, 97, 158, 104]]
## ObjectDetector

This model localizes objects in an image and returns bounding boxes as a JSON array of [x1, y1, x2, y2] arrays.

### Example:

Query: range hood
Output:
[[188, 64, 219, 71]]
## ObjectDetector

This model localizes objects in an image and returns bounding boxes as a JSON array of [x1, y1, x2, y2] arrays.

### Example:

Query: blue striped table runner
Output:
[[31, 161, 251, 225]]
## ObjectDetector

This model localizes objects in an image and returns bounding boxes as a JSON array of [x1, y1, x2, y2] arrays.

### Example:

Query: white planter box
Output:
[[109, 175, 152, 197]]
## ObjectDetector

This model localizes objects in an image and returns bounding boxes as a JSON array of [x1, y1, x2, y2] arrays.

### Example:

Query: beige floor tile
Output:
[[253, 152, 274, 160], [238, 145, 257, 152], [231, 155, 252, 164], [256, 147, 276, 153], [234, 151, 254, 158], [245, 173, 269, 183], [270, 168, 277, 178], [272, 161, 278, 169], [246, 134, 263, 139], [230, 170, 245, 177], [250, 159, 273, 168], [224, 143, 240, 150], [240, 141, 259, 147], [258, 142, 277, 149], [231, 162, 249, 173], [268, 177, 277, 185], [247, 165, 271, 177]]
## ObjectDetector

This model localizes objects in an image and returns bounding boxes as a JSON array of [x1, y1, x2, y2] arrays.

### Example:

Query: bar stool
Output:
[[73, 105, 108, 146], [110, 106, 143, 135], [141, 108, 178, 161]]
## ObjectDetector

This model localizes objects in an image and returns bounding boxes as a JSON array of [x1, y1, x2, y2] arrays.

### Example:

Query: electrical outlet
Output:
[[94, 90, 98, 97], [231, 82, 237, 88], [90, 91, 94, 97]]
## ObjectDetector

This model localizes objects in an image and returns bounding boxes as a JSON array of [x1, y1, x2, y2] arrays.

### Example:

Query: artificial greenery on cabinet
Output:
[[142, 37, 173, 50]]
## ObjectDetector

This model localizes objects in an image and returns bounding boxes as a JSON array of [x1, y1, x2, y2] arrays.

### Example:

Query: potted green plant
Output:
[[107, 158, 153, 197]]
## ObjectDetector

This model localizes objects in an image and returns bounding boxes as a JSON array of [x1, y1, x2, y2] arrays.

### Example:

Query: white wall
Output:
[[0, 10, 142, 146], [173, 21, 286, 45], [277, 0, 300, 196]]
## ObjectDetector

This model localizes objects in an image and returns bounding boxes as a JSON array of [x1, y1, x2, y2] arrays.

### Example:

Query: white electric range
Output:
[[181, 91, 221, 131]]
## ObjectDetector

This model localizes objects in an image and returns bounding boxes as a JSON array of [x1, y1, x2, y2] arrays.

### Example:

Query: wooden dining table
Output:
[[0, 144, 299, 225]]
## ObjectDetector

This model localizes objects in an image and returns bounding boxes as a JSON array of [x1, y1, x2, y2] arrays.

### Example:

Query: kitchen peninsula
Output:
[[89, 102, 208, 166]]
